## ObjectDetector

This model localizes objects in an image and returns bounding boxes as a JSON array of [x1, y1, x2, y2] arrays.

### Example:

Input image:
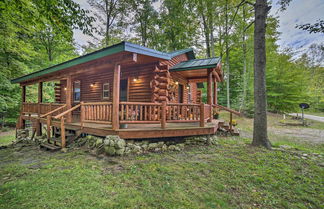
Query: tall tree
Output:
[[252, 0, 271, 148], [88, 0, 127, 46], [128, 0, 158, 47]]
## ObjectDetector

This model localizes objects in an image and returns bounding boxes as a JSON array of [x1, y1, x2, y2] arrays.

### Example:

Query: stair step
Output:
[[231, 128, 240, 136], [50, 137, 61, 143], [218, 119, 225, 125], [40, 143, 61, 151]]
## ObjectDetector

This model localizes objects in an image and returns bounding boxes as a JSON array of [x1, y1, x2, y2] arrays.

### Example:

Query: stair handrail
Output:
[[40, 104, 67, 118], [53, 104, 81, 119], [212, 104, 241, 116]]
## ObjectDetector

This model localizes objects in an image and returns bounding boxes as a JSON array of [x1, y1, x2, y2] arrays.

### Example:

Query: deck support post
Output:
[[46, 115, 51, 142], [207, 68, 213, 122], [66, 76, 72, 123], [200, 103, 205, 127], [36, 82, 43, 136], [112, 64, 121, 130], [161, 101, 166, 129], [19, 85, 26, 129], [80, 102, 84, 129], [60, 117, 66, 148]]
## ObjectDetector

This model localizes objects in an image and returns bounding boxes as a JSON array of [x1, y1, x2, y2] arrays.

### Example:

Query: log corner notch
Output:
[[151, 64, 171, 103], [215, 62, 223, 82]]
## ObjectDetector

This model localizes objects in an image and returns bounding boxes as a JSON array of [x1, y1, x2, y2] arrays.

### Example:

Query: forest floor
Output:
[[0, 114, 323, 208]]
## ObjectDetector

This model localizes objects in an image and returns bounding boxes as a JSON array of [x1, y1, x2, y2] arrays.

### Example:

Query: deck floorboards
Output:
[[22, 115, 220, 139]]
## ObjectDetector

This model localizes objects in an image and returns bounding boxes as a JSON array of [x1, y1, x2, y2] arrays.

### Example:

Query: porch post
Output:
[[19, 85, 26, 129], [112, 64, 121, 130], [66, 76, 72, 123], [207, 68, 213, 122], [213, 77, 217, 105], [36, 82, 43, 136]]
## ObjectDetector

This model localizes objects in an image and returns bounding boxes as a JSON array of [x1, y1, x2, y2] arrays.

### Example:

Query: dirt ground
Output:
[[240, 126, 324, 145], [269, 127, 324, 144]]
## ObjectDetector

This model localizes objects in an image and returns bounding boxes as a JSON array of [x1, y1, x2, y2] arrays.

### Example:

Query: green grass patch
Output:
[[0, 138, 323, 209], [0, 131, 15, 146]]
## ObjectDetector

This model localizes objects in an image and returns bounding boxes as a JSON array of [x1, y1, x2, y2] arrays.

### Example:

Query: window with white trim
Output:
[[73, 81, 81, 102], [103, 83, 110, 99]]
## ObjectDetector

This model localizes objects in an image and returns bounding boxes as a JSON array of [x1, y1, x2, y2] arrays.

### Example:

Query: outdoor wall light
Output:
[[64, 87, 67, 91], [186, 85, 190, 89], [90, 83, 95, 87], [133, 77, 139, 82], [175, 81, 179, 85]]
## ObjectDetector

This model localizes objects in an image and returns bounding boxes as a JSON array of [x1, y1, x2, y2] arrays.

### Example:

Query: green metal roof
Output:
[[167, 48, 195, 59], [170, 57, 221, 72], [11, 41, 195, 84]]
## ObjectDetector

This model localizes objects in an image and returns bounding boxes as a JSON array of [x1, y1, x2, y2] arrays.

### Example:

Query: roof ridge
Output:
[[167, 48, 193, 54], [182, 57, 220, 62]]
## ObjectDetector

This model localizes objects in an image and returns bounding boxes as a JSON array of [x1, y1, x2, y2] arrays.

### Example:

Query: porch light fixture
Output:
[[64, 87, 67, 91], [186, 85, 190, 90], [133, 77, 138, 82], [90, 83, 95, 87], [175, 81, 179, 85]]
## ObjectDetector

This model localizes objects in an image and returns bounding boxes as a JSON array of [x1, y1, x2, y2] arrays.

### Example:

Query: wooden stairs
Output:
[[217, 119, 239, 136], [40, 127, 81, 151]]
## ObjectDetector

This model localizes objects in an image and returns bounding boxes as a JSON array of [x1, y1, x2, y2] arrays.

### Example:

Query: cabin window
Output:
[[73, 81, 81, 102], [102, 83, 110, 99]]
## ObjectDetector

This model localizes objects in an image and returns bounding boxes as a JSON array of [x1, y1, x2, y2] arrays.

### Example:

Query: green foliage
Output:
[[0, 0, 94, 119]]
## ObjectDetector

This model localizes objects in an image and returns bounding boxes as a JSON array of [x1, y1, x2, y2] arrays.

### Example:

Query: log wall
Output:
[[58, 63, 156, 103], [56, 53, 198, 104]]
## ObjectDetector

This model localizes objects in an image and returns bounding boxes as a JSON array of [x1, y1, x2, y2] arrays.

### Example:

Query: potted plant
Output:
[[213, 108, 219, 119]]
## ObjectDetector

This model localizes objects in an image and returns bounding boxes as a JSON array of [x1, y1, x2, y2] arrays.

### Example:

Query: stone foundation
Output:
[[16, 129, 47, 144], [75, 134, 219, 156]]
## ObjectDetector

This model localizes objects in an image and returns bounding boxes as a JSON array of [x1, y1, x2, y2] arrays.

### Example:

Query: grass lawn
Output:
[[0, 115, 323, 208], [0, 130, 15, 146]]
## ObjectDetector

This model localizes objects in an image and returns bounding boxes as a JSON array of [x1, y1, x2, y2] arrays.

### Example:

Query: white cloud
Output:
[[270, 0, 324, 56]]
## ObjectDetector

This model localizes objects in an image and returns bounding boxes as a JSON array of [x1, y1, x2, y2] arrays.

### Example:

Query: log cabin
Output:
[[11, 41, 240, 150]]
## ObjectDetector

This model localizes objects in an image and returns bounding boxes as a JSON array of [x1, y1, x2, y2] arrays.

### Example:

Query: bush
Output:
[[1, 127, 10, 132]]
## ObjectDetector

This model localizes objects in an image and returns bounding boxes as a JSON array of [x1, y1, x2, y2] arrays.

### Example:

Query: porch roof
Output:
[[169, 57, 221, 72], [11, 41, 195, 84]]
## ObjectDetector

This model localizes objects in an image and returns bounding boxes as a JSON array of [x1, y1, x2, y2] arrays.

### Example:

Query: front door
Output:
[[120, 79, 128, 101], [178, 84, 184, 103]]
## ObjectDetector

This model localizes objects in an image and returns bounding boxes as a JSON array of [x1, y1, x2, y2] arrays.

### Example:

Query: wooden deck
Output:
[[19, 101, 241, 148], [22, 115, 219, 139]]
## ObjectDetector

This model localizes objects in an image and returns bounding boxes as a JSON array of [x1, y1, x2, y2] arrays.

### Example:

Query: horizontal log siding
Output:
[[160, 54, 188, 66], [55, 53, 198, 105], [58, 80, 67, 103], [66, 63, 156, 103]]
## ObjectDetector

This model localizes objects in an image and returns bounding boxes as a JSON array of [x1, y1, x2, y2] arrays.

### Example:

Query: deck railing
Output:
[[81, 102, 113, 124], [212, 104, 241, 132], [166, 103, 201, 122], [119, 102, 162, 124], [22, 102, 65, 115]]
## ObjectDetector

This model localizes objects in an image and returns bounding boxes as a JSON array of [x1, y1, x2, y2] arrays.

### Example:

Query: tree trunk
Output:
[[209, 16, 215, 57], [225, 0, 230, 108], [202, 13, 211, 58], [105, 0, 110, 46], [252, 0, 271, 149], [240, 4, 247, 112]]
